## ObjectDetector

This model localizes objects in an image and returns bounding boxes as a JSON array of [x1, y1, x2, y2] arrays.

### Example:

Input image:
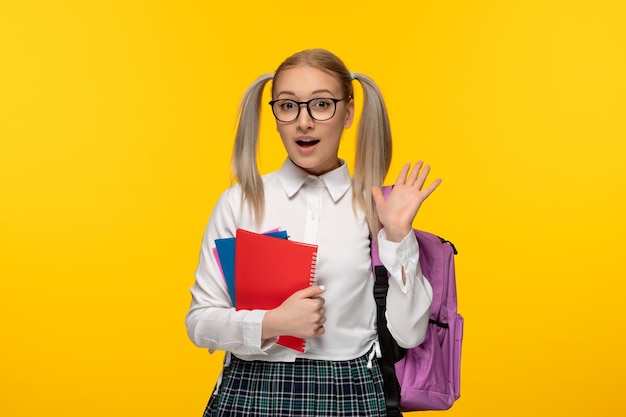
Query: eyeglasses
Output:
[[268, 97, 349, 122]]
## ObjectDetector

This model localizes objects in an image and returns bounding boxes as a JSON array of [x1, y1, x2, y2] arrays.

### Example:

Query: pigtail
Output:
[[231, 73, 274, 223], [351, 73, 393, 238]]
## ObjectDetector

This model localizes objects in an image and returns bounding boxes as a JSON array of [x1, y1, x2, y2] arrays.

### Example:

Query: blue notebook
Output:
[[214, 230, 288, 306]]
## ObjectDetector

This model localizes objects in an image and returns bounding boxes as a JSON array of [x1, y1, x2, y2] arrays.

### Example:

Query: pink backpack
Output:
[[371, 189, 463, 415]]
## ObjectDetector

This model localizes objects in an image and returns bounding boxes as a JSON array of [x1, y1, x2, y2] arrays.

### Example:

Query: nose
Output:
[[295, 103, 314, 130]]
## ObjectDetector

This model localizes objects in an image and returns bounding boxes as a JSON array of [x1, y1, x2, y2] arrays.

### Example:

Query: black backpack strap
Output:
[[373, 264, 403, 417]]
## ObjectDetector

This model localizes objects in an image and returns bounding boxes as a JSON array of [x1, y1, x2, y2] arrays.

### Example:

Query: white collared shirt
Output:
[[185, 159, 433, 361]]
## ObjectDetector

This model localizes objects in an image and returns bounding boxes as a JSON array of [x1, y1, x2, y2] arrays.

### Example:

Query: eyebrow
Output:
[[276, 89, 335, 98]]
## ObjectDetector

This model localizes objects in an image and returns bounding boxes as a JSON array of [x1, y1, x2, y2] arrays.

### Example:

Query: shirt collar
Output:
[[278, 158, 351, 202]]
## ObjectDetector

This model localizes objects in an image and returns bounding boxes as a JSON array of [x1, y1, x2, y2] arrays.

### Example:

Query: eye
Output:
[[311, 99, 333, 110], [279, 100, 297, 110]]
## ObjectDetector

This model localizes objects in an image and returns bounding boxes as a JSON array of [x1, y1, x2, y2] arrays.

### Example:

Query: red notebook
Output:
[[234, 228, 318, 352]]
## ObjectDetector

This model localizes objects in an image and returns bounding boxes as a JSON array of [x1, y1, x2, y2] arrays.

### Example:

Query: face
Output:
[[272, 65, 354, 176]]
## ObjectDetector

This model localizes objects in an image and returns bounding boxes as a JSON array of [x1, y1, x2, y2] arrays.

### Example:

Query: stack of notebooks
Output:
[[213, 228, 318, 352]]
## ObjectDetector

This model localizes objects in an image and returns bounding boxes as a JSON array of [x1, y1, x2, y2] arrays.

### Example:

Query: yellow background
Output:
[[1, 1, 625, 416]]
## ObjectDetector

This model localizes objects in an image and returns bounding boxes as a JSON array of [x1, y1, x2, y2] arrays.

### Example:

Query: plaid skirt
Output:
[[202, 350, 387, 417]]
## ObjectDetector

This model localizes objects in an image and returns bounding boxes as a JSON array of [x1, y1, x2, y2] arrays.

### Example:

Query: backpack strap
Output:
[[373, 264, 403, 417], [371, 236, 404, 417]]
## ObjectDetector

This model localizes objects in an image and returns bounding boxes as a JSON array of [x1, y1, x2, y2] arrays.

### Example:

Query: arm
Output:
[[185, 186, 327, 354], [372, 161, 441, 348], [377, 229, 433, 348], [184, 187, 273, 355]]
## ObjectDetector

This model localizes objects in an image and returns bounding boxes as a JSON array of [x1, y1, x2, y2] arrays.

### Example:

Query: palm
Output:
[[372, 161, 442, 242]]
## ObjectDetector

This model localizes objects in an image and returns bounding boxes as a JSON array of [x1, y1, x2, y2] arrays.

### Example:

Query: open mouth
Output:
[[296, 139, 320, 148]]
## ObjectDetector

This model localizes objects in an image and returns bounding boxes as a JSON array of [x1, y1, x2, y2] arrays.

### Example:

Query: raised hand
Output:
[[372, 161, 442, 242], [262, 285, 326, 341]]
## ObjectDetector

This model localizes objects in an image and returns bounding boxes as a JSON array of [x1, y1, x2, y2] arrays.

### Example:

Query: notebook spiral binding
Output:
[[309, 251, 318, 285], [299, 250, 318, 352]]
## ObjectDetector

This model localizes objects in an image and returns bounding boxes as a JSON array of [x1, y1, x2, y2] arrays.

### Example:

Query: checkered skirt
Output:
[[202, 351, 387, 417]]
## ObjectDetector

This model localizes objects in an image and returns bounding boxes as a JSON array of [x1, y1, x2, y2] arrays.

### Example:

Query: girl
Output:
[[186, 48, 441, 416]]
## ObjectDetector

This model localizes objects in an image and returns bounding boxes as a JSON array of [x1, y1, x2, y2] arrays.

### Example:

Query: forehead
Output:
[[273, 65, 342, 98]]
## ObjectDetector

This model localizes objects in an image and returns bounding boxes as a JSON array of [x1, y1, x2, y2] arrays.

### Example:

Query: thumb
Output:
[[295, 285, 326, 299], [371, 186, 384, 208]]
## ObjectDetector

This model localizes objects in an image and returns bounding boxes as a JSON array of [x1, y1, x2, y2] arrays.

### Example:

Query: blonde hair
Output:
[[231, 49, 392, 236]]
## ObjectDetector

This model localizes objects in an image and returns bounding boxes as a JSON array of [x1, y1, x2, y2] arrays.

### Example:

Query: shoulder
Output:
[[262, 170, 281, 187], [214, 170, 281, 210], [218, 182, 243, 204]]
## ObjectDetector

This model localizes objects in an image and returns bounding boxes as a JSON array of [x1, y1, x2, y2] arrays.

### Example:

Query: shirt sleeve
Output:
[[184, 187, 277, 355], [377, 228, 433, 348]]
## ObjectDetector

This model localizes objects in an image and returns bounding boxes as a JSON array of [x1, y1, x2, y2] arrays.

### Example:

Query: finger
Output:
[[394, 163, 411, 185], [407, 161, 424, 185], [312, 309, 326, 326], [421, 178, 443, 198], [316, 318, 326, 331], [312, 297, 325, 307], [414, 163, 431, 189]]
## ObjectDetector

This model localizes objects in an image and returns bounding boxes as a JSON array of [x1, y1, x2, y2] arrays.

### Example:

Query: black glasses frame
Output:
[[268, 97, 349, 122]]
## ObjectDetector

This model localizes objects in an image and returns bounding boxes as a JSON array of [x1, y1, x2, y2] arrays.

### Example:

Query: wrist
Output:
[[261, 308, 281, 340], [382, 226, 412, 243]]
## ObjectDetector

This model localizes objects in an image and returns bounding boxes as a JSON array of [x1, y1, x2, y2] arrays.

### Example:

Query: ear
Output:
[[343, 98, 355, 129]]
